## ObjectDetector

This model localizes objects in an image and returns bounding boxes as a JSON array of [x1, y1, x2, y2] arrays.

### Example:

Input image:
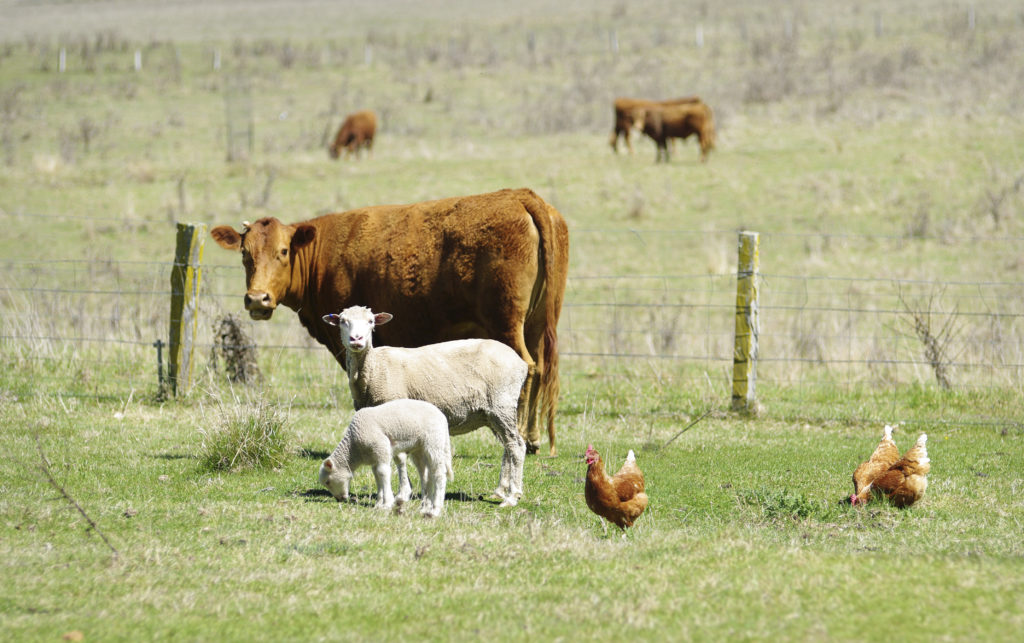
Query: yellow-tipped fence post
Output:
[[168, 222, 206, 396], [732, 231, 760, 412]]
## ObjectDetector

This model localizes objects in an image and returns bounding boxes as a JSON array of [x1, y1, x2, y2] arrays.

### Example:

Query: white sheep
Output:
[[323, 306, 529, 506], [319, 399, 453, 517]]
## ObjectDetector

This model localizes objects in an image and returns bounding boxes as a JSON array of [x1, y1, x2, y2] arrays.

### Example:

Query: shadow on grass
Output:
[[151, 453, 195, 460], [297, 448, 331, 460], [296, 488, 500, 505]]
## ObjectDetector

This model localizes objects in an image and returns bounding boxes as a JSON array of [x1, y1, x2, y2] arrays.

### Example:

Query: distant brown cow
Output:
[[609, 96, 701, 154], [209, 188, 569, 456], [328, 110, 376, 159], [634, 101, 716, 163]]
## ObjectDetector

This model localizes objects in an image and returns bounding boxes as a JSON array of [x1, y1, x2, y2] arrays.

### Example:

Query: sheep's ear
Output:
[[374, 312, 393, 326], [323, 458, 333, 470], [323, 314, 341, 326]]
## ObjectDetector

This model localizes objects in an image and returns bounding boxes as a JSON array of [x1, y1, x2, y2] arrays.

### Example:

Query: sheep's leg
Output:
[[411, 452, 431, 515], [394, 452, 413, 504], [496, 439, 526, 507], [489, 425, 512, 503], [492, 410, 526, 507], [372, 461, 394, 510], [425, 461, 446, 518]]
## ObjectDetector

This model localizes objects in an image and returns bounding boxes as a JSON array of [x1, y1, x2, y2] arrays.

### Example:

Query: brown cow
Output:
[[210, 188, 569, 456], [609, 96, 701, 154], [328, 110, 376, 159], [634, 101, 716, 163]]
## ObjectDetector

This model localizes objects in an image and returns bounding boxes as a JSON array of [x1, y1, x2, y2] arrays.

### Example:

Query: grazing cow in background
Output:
[[634, 100, 716, 163], [609, 96, 701, 154], [328, 110, 376, 159], [209, 188, 570, 457]]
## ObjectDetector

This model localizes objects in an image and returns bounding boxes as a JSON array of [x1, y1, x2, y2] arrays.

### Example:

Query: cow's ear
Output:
[[292, 224, 316, 250], [323, 314, 341, 326], [374, 312, 393, 326], [210, 226, 242, 251]]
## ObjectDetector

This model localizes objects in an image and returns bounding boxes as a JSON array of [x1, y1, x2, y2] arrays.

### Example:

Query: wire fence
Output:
[[2, 227, 1022, 427]]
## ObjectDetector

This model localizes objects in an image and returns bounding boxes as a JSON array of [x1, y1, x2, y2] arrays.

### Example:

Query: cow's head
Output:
[[630, 108, 648, 132], [210, 218, 316, 321]]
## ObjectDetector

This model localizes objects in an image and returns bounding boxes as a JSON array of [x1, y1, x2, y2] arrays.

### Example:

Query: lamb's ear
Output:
[[322, 458, 333, 470], [322, 314, 341, 326], [374, 312, 393, 326]]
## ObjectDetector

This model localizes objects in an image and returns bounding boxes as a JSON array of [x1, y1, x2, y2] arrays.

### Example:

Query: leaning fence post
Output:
[[732, 231, 760, 412], [168, 222, 206, 396]]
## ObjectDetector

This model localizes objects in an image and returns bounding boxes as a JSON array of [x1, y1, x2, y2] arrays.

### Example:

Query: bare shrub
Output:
[[210, 314, 261, 385], [979, 166, 1024, 226], [898, 287, 962, 390]]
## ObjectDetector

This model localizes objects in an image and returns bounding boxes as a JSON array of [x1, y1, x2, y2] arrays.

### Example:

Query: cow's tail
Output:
[[703, 102, 717, 151], [520, 189, 569, 457]]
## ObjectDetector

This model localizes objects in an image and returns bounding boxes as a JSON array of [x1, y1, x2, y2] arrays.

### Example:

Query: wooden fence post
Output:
[[168, 222, 206, 396], [732, 231, 760, 412]]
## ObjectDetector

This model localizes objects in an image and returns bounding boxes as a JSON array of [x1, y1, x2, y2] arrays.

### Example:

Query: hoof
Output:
[[525, 441, 540, 455]]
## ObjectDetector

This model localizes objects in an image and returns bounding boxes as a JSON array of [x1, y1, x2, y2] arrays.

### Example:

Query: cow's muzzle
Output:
[[244, 291, 276, 320]]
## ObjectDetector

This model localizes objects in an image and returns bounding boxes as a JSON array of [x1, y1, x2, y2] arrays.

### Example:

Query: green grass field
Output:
[[2, 1, 1024, 640]]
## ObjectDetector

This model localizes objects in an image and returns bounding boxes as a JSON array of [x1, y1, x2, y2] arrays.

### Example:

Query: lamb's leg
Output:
[[425, 461, 446, 518], [372, 461, 394, 510], [411, 452, 432, 515], [394, 451, 412, 504]]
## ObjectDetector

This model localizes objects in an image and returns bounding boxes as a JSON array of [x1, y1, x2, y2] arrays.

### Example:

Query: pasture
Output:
[[2, 0, 1023, 640]]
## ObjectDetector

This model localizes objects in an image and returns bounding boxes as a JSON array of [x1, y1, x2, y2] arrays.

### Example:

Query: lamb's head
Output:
[[322, 306, 393, 353], [319, 457, 353, 502]]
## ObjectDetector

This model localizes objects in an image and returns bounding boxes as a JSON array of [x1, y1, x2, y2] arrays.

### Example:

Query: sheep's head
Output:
[[319, 457, 352, 502], [322, 306, 393, 352]]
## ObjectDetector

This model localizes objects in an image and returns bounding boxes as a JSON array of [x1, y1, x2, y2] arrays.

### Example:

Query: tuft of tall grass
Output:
[[198, 397, 292, 472], [738, 486, 840, 522]]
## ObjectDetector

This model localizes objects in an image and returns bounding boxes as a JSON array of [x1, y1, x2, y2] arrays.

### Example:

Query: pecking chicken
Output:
[[850, 433, 930, 508], [584, 445, 648, 530], [851, 424, 901, 500]]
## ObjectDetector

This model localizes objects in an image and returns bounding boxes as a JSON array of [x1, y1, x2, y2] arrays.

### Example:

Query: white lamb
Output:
[[323, 306, 529, 506], [319, 399, 453, 517]]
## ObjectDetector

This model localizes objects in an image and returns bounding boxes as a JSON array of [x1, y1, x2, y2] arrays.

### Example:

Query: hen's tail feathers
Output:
[[909, 433, 929, 464], [625, 450, 636, 464]]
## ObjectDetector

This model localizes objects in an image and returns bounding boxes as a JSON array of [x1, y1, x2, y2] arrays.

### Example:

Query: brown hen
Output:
[[584, 445, 648, 530], [851, 433, 930, 508], [851, 424, 900, 499]]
